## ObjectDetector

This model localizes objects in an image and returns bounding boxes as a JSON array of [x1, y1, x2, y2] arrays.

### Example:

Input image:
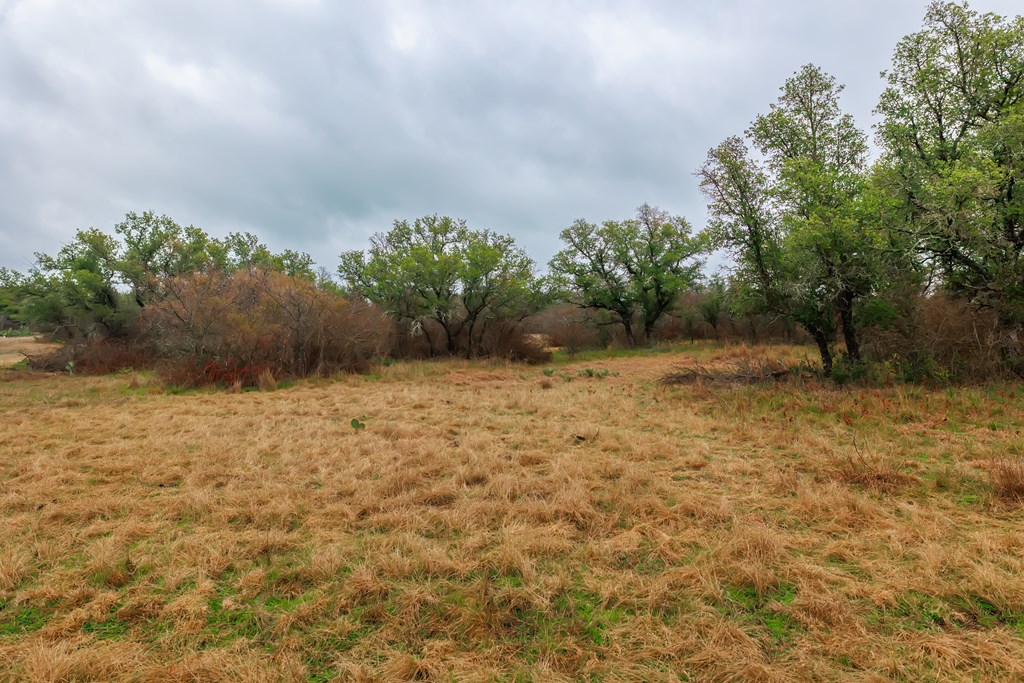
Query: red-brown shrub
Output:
[[141, 269, 394, 387], [27, 338, 155, 375], [527, 304, 604, 353]]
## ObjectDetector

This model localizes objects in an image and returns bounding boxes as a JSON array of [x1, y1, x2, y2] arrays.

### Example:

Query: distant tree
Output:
[[548, 204, 705, 346], [20, 229, 126, 338], [338, 215, 539, 357], [0, 268, 27, 329], [115, 211, 216, 307], [876, 0, 1024, 364], [12, 212, 319, 338], [458, 228, 538, 357], [211, 232, 316, 280], [698, 276, 728, 339]]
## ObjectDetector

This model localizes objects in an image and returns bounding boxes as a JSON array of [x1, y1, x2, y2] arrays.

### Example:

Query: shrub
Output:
[[141, 269, 394, 387], [526, 304, 603, 355], [862, 294, 1006, 382], [27, 338, 155, 375], [476, 319, 551, 364]]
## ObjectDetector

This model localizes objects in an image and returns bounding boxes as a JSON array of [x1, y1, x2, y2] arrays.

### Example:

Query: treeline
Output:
[[1, 1, 1021, 384]]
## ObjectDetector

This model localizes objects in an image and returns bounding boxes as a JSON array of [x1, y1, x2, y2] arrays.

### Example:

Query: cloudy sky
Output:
[[1, 0, 1020, 274]]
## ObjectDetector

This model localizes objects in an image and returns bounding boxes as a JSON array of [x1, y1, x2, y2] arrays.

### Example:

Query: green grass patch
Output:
[[0, 601, 49, 637], [869, 590, 1024, 636], [719, 584, 801, 646], [82, 614, 131, 639]]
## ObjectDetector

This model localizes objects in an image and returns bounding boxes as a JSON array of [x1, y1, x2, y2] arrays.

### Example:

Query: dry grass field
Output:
[[1, 343, 1024, 681]]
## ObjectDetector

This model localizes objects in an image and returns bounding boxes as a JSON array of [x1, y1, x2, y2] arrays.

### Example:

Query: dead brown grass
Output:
[[1, 342, 1023, 681], [990, 458, 1024, 505]]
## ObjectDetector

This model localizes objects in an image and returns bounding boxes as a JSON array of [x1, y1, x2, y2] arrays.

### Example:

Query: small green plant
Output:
[[577, 367, 617, 379], [350, 418, 366, 431], [542, 367, 555, 377]]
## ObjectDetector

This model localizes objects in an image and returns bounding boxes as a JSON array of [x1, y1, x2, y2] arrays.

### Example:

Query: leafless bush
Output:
[[527, 304, 602, 355], [27, 338, 155, 375], [477, 319, 552, 364], [863, 294, 1005, 381], [141, 269, 394, 386]]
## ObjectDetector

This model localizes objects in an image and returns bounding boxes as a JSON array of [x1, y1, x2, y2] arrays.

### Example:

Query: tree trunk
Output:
[[444, 324, 457, 355], [465, 319, 476, 359], [837, 289, 861, 363], [421, 322, 438, 357], [621, 317, 637, 347], [807, 324, 833, 377], [643, 318, 657, 347]]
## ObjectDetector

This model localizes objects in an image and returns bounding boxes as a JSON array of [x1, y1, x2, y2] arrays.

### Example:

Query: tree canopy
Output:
[[338, 215, 539, 357], [548, 204, 704, 346], [6, 212, 317, 338], [876, 0, 1024, 361], [699, 65, 877, 373]]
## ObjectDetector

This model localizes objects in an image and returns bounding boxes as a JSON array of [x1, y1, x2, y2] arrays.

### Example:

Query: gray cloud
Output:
[[1, 0, 1021, 272]]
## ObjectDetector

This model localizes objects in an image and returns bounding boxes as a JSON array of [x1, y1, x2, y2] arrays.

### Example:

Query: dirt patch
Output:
[[0, 336, 61, 368]]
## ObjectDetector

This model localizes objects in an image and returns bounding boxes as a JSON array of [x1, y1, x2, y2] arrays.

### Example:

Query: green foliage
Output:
[[576, 367, 616, 379], [700, 64, 884, 374], [351, 418, 366, 431], [18, 228, 129, 338], [115, 211, 217, 306], [697, 277, 728, 336], [9, 212, 318, 339], [339, 215, 541, 357], [548, 204, 705, 346], [0, 268, 26, 328], [876, 1, 1024, 361]]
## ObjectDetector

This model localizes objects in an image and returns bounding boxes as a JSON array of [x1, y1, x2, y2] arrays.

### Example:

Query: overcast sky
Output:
[[1, 0, 1021, 274]]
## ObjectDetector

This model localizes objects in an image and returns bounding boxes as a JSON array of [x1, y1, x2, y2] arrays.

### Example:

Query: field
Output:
[[1, 343, 1024, 681]]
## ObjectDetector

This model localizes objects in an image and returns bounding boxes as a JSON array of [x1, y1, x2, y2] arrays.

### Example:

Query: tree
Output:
[[698, 276, 728, 339], [20, 229, 127, 338], [12, 212, 321, 338], [338, 215, 538, 357], [749, 64, 873, 363], [0, 268, 27, 329], [213, 232, 316, 280], [458, 229, 537, 357], [699, 65, 876, 374], [876, 1, 1024, 363], [115, 211, 216, 307], [548, 204, 704, 346]]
